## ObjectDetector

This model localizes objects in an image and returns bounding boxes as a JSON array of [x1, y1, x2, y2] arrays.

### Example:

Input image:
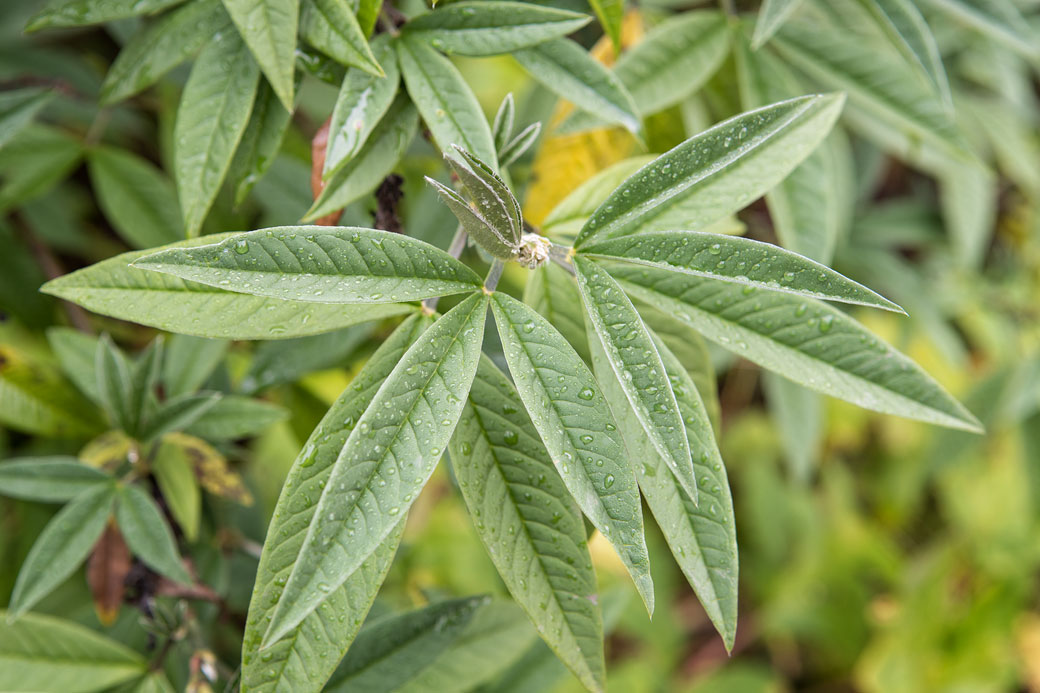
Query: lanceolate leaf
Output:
[[573, 256, 698, 504], [25, 0, 186, 32], [261, 294, 488, 647], [114, 484, 193, 584], [512, 39, 641, 135], [95, 336, 134, 434], [925, 0, 1040, 59], [523, 262, 591, 363], [161, 334, 228, 398], [242, 314, 430, 693], [300, 0, 382, 75], [405, 2, 591, 57], [0, 611, 145, 693], [307, 95, 419, 220], [574, 94, 846, 247], [325, 596, 490, 692], [0, 88, 54, 152], [229, 81, 293, 205], [450, 357, 605, 692], [607, 262, 984, 432], [579, 232, 902, 312], [134, 226, 482, 304], [222, 0, 299, 110], [588, 0, 623, 53], [397, 35, 497, 167], [762, 372, 822, 483], [489, 292, 654, 613], [323, 35, 399, 180], [48, 328, 102, 405], [174, 30, 260, 236], [542, 157, 653, 241], [9, 483, 116, 620], [751, 0, 805, 47], [0, 458, 110, 503], [100, 0, 231, 105], [152, 439, 201, 542], [184, 396, 288, 440], [41, 235, 415, 340], [428, 178, 518, 260], [88, 148, 183, 250], [139, 392, 221, 443], [588, 332, 738, 650]]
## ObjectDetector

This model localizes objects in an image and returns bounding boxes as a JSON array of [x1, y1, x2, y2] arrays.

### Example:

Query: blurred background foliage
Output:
[[2, 0, 1040, 690]]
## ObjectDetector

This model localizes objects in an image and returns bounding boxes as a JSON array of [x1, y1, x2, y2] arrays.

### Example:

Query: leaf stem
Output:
[[483, 259, 505, 293]]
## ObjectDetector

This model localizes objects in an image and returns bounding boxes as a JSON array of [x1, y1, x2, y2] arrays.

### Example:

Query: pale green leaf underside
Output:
[[450, 356, 605, 692], [490, 292, 654, 614], [751, 0, 805, 47], [41, 235, 414, 340], [575, 94, 846, 247], [608, 262, 984, 432], [0, 611, 145, 693], [579, 231, 902, 312], [573, 256, 698, 504], [242, 315, 430, 693], [115, 485, 193, 585], [262, 293, 488, 647], [134, 226, 481, 304], [0, 458, 109, 503], [925, 0, 1040, 59], [222, 0, 299, 110]]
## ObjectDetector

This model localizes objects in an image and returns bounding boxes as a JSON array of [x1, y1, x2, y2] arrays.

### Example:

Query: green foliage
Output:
[[3, 0, 1038, 690]]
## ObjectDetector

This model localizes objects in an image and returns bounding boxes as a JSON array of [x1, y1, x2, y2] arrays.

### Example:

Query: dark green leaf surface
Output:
[[25, 0, 186, 32], [41, 236, 415, 340], [405, 2, 591, 56], [580, 232, 902, 311], [445, 146, 522, 246], [574, 95, 846, 247], [9, 483, 116, 619], [261, 294, 488, 647], [95, 335, 134, 433], [88, 148, 182, 250], [608, 262, 984, 432], [0, 611, 145, 693], [222, 0, 299, 110], [100, 0, 231, 104], [229, 81, 293, 205], [184, 396, 288, 440], [139, 392, 221, 442], [134, 226, 482, 304], [161, 334, 228, 398], [242, 315, 430, 693], [573, 256, 698, 504], [450, 357, 605, 692], [241, 324, 372, 392], [513, 39, 640, 135], [428, 177, 518, 260], [0, 88, 54, 152], [490, 292, 654, 613], [301, 0, 382, 75], [397, 35, 497, 167], [114, 484, 193, 584], [0, 458, 110, 503], [47, 328, 103, 404], [0, 125, 83, 213]]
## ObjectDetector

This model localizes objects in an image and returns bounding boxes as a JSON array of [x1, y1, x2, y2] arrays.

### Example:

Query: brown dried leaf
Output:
[[87, 519, 130, 626]]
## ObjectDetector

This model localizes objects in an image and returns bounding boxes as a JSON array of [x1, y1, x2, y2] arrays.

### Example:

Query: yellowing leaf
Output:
[[162, 432, 254, 505], [79, 430, 134, 471]]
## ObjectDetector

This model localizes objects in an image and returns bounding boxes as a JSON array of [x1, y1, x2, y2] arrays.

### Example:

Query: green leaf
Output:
[[41, 236, 415, 340], [174, 30, 260, 237], [574, 94, 845, 247], [588, 331, 738, 650], [323, 35, 399, 180], [133, 672, 177, 693], [242, 324, 372, 392], [114, 484, 192, 584], [0, 458, 110, 503], [139, 392, 221, 442], [925, 0, 1040, 59], [493, 93, 515, 152], [307, 95, 419, 220], [751, 0, 805, 47], [9, 483, 116, 620], [47, 328, 103, 404], [261, 293, 488, 647], [523, 262, 590, 363], [325, 596, 490, 692], [762, 372, 821, 483], [397, 34, 497, 167], [0, 341, 102, 437], [134, 226, 482, 304], [0, 88, 54, 152], [771, 21, 967, 160], [100, 0, 231, 105], [444, 146, 522, 246], [300, 0, 383, 75], [222, 0, 299, 110], [88, 148, 182, 250], [0, 125, 83, 213], [607, 262, 984, 432], [242, 314, 430, 693], [0, 611, 145, 693], [356, 0, 380, 36], [542, 157, 654, 241], [449, 357, 605, 692], [427, 178, 518, 261], [184, 395, 288, 440], [587, 0, 622, 53], [939, 159, 996, 270], [573, 256, 698, 504], [512, 39, 640, 135], [161, 334, 228, 398], [489, 291, 654, 613], [405, 2, 590, 56], [25, 0, 186, 32], [152, 438, 201, 541], [95, 335, 134, 433], [129, 339, 164, 436], [229, 80, 293, 205], [579, 231, 902, 312], [499, 122, 541, 167], [735, 37, 853, 263]]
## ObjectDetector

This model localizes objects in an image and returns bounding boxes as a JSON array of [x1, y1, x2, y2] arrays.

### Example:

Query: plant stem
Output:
[[422, 227, 468, 313], [483, 259, 505, 293]]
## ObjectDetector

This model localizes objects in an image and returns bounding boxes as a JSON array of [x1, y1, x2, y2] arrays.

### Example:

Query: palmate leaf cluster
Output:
[[3, 0, 1037, 689]]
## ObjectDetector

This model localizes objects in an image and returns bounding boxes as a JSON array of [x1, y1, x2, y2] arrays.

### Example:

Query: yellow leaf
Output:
[[79, 430, 134, 471], [162, 432, 253, 506]]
